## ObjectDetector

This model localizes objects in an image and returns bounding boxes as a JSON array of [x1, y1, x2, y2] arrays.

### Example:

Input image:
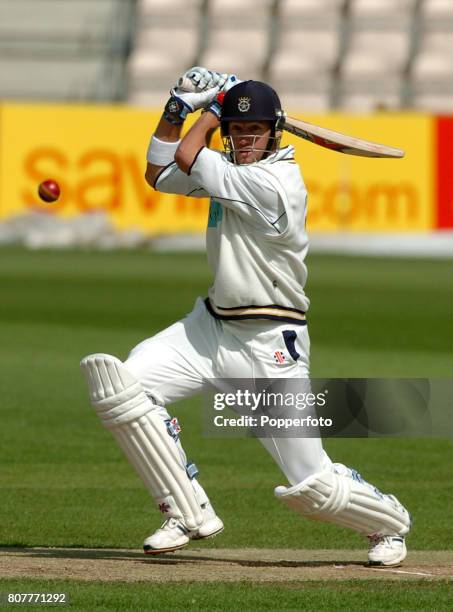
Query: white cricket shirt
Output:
[[155, 145, 310, 325]]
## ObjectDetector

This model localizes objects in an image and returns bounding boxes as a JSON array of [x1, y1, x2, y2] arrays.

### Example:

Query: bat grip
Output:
[[177, 77, 198, 92]]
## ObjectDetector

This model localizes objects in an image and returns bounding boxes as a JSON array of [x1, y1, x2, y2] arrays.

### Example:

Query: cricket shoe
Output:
[[143, 503, 223, 555], [190, 501, 224, 540], [367, 535, 407, 567], [143, 517, 190, 554]]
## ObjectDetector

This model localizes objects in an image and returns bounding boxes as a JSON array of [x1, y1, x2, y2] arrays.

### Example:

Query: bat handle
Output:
[[177, 76, 198, 92]]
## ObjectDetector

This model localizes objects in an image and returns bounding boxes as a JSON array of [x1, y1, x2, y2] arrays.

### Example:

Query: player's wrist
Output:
[[205, 91, 225, 120], [163, 95, 189, 125]]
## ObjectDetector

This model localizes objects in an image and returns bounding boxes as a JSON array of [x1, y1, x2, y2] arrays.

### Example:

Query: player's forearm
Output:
[[153, 113, 184, 142], [145, 114, 185, 187], [175, 112, 220, 174]]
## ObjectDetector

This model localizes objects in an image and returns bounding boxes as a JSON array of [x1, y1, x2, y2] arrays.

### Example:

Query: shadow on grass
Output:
[[0, 547, 365, 568]]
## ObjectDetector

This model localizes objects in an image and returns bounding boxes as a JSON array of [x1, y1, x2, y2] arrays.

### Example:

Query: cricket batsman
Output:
[[80, 67, 411, 566]]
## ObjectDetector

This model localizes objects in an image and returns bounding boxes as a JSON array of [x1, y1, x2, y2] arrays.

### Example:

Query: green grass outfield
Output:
[[1, 578, 453, 611], [1, 249, 452, 609]]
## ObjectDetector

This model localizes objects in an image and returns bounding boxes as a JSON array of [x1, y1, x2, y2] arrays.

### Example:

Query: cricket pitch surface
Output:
[[1, 548, 452, 583]]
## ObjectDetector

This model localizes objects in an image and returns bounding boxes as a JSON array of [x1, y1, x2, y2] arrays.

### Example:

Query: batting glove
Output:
[[164, 85, 220, 125], [181, 66, 227, 92], [207, 75, 241, 120]]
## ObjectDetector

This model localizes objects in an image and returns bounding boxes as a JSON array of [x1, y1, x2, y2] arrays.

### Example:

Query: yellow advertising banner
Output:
[[0, 103, 434, 233], [284, 112, 434, 232], [0, 103, 211, 234]]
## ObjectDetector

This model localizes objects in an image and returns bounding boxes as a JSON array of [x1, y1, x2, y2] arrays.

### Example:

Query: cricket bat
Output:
[[177, 76, 405, 159]]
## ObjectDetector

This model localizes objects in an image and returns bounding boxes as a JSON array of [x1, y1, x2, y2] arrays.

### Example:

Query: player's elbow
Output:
[[144, 167, 153, 187], [145, 164, 159, 190]]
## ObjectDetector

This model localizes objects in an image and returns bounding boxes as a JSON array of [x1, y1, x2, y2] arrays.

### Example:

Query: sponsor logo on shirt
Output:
[[274, 351, 286, 364]]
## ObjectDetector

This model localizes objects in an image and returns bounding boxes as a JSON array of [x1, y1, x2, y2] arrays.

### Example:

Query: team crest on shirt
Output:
[[238, 96, 251, 112], [274, 351, 286, 364]]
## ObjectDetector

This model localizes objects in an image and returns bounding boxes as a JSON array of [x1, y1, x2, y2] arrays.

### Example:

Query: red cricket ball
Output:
[[38, 179, 60, 203]]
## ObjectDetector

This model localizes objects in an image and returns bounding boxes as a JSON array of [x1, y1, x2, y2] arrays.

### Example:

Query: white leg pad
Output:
[[275, 464, 411, 537], [80, 353, 203, 530]]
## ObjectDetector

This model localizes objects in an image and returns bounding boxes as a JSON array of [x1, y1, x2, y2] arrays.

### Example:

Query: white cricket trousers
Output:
[[125, 297, 332, 485]]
